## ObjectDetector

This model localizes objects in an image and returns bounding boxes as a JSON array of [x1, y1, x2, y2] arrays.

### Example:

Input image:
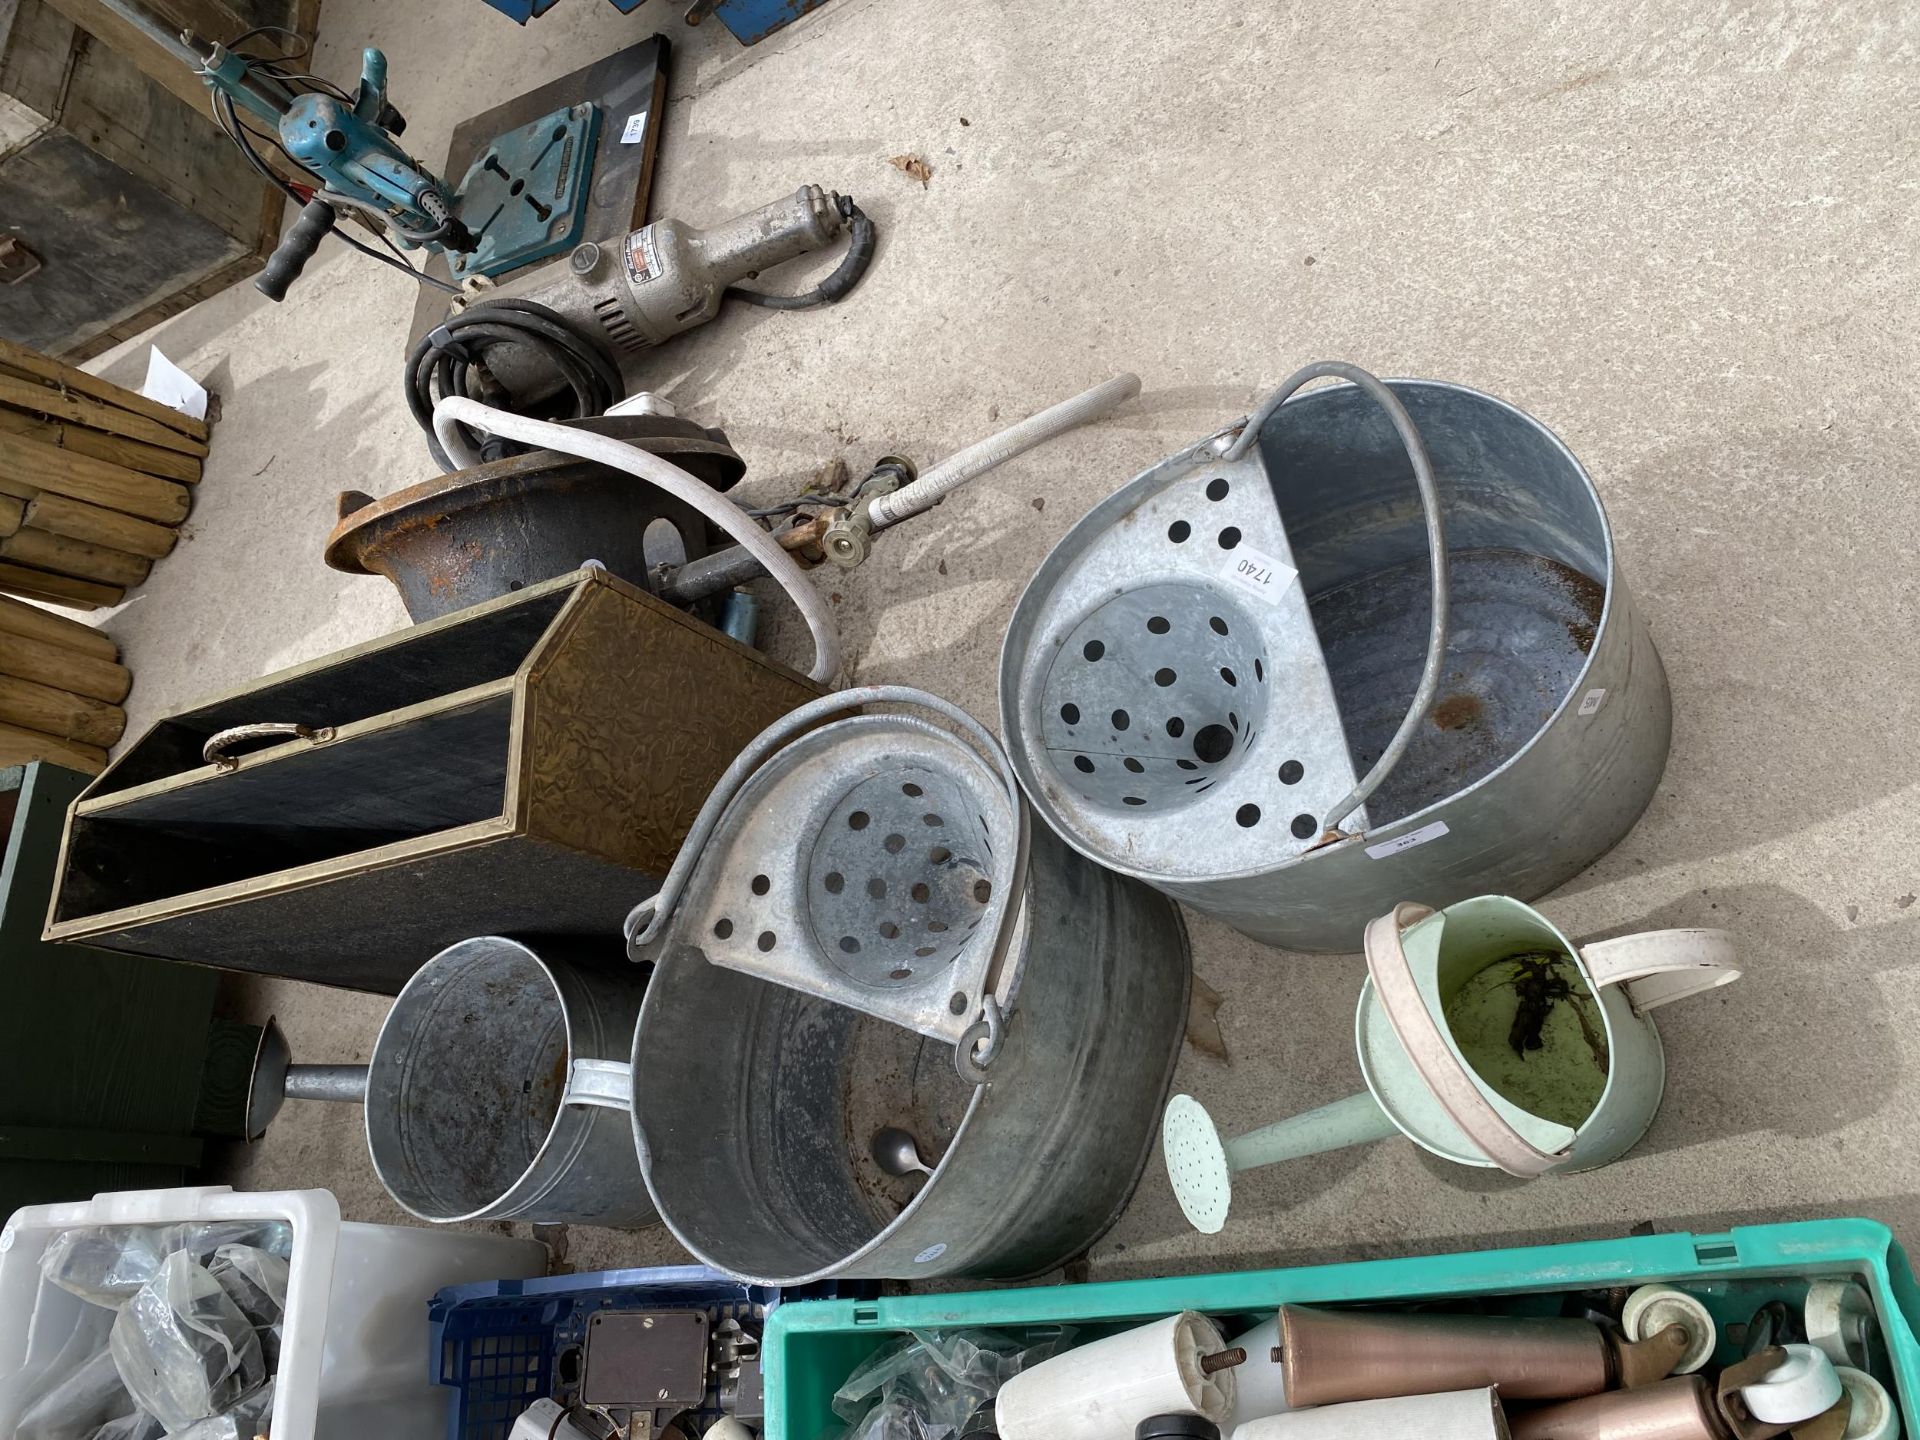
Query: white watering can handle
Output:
[[1364, 902, 1566, 1179], [1578, 928, 1741, 1014], [1366, 906, 1743, 1179]]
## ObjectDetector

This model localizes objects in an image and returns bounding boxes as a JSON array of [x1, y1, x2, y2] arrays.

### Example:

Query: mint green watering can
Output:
[[1164, 896, 1740, 1234]]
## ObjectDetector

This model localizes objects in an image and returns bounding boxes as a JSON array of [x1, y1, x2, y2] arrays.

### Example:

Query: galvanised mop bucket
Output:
[[1163, 895, 1739, 1234], [363, 934, 657, 1227], [609, 686, 1192, 1284], [999, 362, 1672, 951]]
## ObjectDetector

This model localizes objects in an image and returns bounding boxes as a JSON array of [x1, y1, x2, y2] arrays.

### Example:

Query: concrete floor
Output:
[[83, 0, 1920, 1282]]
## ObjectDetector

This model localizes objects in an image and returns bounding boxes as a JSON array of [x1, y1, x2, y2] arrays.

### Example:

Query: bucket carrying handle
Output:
[[1223, 363, 1450, 836], [560, 1057, 635, 1113], [1364, 901, 1567, 1178], [1580, 929, 1740, 1015], [622, 684, 1033, 1078]]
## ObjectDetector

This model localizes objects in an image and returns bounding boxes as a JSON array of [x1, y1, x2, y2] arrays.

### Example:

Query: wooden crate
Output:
[[0, 0, 316, 359], [43, 567, 825, 991]]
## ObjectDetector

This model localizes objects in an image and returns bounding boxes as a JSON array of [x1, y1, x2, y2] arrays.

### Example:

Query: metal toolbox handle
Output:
[[202, 722, 336, 771]]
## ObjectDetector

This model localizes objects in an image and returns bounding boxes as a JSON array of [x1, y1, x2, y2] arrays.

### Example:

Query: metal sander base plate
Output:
[[450, 103, 601, 279], [581, 1309, 709, 1410]]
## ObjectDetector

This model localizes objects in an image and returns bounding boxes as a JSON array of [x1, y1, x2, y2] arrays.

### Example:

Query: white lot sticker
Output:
[[1577, 687, 1608, 717], [913, 1243, 948, 1264], [620, 110, 650, 143], [1365, 819, 1450, 861], [1216, 544, 1298, 607]]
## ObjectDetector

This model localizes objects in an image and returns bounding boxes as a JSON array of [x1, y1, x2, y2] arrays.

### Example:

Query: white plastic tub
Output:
[[0, 1186, 546, 1440]]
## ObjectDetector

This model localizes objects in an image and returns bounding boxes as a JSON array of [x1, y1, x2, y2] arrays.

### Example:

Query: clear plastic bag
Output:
[[41, 1224, 292, 1311], [88, 1414, 164, 1440], [109, 1252, 267, 1433], [834, 1397, 929, 1440], [831, 1329, 1073, 1440], [15, 1308, 137, 1440], [171, 1379, 274, 1440], [206, 1246, 289, 1368], [37, 1230, 172, 1311]]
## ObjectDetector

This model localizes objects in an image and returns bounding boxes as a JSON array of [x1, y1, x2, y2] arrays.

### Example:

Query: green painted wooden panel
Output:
[[0, 763, 215, 1215]]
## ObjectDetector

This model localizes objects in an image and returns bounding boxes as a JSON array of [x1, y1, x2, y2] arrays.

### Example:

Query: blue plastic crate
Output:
[[430, 1265, 797, 1440], [472, 0, 826, 39]]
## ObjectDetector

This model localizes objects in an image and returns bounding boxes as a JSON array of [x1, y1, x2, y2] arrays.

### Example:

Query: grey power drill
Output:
[[407, 184, 874, 468]]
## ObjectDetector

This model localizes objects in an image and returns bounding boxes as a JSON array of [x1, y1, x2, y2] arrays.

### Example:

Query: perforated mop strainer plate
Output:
[[1002, 362, 1450, 887], [626, 686, 1031, 1066], [1004, 365, 1676, 952]]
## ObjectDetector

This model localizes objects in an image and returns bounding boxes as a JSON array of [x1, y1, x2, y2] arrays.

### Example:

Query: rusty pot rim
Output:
[[324, 416, 745, 576]]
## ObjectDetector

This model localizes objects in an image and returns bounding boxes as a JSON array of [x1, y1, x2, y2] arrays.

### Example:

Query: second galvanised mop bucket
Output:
[[363, 935, 657, 1227], [607, 686, 1191, 1285], [999, 362, 1671, 951]]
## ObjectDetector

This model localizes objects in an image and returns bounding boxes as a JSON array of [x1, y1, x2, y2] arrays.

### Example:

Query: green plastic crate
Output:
[[765, 1219, 1920, 1440]]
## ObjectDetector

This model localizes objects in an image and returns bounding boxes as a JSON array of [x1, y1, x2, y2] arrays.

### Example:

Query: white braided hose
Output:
[[867, 373, 1141, 529], [433, 394, 841, 682]]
